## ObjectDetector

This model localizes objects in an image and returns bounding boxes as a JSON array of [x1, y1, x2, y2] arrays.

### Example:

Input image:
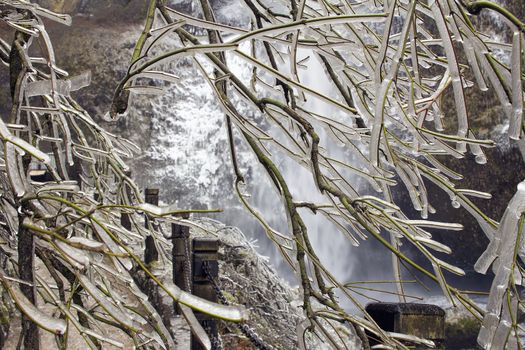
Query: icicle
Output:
[[25, 79, 71, 97], [125, 85, 165, 96], [5, 143, 26, 197], [478, 312, 499, 349], [450, 195, 461, 209], [475, 237, 500, 274], [398, 167, 422, 211], [468, 131, 488, 165], [464, 38, 488, 91], [479, 54, 513, 120], [133, 71, 179, 83], [490, 301, 512, 350], [69, 71, 92, 91], [509, 32, 523, 140], [414, 237, 452, 254], [477, 181, 525, 349]]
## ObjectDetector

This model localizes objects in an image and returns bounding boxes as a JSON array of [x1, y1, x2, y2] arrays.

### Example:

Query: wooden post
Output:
[[144, 188, 159, 265], [67, 159, 82, 185], [191, 238, 219, 350], [120, 170, 132, 231], [142, 189, 173, 327], [172, 213, 190, 315], [18, 217, 40, 349], [121, 210, 132, 231], [366, 303, 445, 349]]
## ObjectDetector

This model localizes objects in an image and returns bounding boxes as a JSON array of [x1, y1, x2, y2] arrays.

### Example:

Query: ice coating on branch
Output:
[[5, 142, 29, 197], [36, 183, 80, 194], [179, 304, 212, 350], [67, 237, 105, 251], [385, 331, 435, 348], [56, 240, 90, 269], [414, 237, 452, 254], [26, 72, 92, 97], [2, 0, 523, 347], [476, 180, 525, 349], [401, 220, 463, 231], [69, 71, 92, 91], [77, 274, 140, 331], [25, 79, 72, 97], [133, 71, 180, 83], [165, 282, 249, 322], [91, 219, 133, 270], [0, 270, 67, 335], [137, 202, 191, 217], [125, 85, 166, 96], [431, 1, 468, 148], [509, 32, 523, 140]]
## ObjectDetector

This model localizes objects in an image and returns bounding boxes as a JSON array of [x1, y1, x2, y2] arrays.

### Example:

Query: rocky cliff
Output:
[[34, 0, 149, 22]]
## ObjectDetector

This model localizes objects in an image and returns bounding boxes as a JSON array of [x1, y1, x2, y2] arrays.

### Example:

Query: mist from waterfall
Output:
[[132, 25, 409, 307]]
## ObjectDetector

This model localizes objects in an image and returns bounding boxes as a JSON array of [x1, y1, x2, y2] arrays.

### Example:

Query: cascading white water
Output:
[[133, 29, 400, 305], [129, 0, 525, 308]]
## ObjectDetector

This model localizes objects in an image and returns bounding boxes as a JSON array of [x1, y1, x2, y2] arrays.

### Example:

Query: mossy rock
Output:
[[445, 317, 482, 350], [221, 290, 238, 304]]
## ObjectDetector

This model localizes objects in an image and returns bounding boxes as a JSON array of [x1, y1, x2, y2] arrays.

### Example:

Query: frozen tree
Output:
[[0, 0, 522, 349], [109, 0, 525, 349], [0, 1, 247, 349]]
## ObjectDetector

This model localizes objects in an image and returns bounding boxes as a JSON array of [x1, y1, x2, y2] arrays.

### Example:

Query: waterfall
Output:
[[96, 0, 525, 304], [128, 31, 402, 308]]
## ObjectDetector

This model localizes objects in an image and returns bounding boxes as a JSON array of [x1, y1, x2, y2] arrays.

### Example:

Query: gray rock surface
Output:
[[192, 218, 362, 349]]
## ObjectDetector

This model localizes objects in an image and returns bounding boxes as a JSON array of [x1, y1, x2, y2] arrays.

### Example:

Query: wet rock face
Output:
[[34, 0, 82, 13], [393, 0, 525, 289], [34, 0, 149, 22], [395, 129, 525, 289], [502, 0, 525, 17], [34, 0, 235, 24]]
